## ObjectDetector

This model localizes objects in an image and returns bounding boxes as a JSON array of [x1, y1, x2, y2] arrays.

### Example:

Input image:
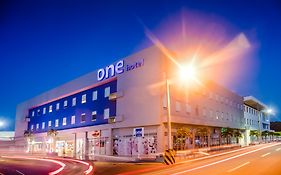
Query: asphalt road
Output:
[[116, 142, 281, 175], [0, 156, 92, 175]]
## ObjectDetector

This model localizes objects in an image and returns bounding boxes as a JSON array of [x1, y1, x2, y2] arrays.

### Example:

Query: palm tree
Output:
[[196, 128, 209, 147], [175, 127, 192, 150]]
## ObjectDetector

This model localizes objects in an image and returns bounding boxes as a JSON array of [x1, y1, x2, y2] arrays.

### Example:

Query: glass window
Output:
[[71, 115, 75, 124], [175, 101, 181, 112], [104, 87, 110, 97], [81, 113, 86, 122], [31, 124, 34, 130], [32, 111, 35, 117], [43, 107, 46, 115], [92, 111, 97, 121], [55, 119, 59, 127], [203, 108, 206, 117], [72, 97, 76, 106], [82, 94, 87, 104], [186, 104, 191, 114], [48, 121, 52, 127], [104, 108, 110, 119], [64, 100, 68, 108], [36, 123, 39, 130], [49, 105, 53, 113], [56, 103, 60, 110], [92, 91, 98, 101], [42, 122, 45, 129], [37, 109, 41, 116], [62, 117, 67, 126]]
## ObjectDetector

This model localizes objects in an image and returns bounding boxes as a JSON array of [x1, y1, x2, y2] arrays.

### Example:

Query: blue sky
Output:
[[0, 0, 280, 131]]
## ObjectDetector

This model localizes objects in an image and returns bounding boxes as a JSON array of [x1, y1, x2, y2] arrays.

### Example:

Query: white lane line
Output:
[[16, 170, 25, 175], [227, 162, 250, 173], [171, 143, 280, 175], [261, 152, 271, 157], [275, 148, 281, 151]]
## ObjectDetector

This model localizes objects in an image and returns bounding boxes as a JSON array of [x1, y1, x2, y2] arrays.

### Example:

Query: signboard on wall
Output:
[[133, 127, 144, 137], [92, 130, 101, 138]]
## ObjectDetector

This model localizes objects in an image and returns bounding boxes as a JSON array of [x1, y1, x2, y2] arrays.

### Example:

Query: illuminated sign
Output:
[[97, 59, 144, 81], [133, 127, 144, 137]]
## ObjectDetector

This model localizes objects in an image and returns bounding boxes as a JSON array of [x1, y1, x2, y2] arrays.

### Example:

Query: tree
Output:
[[221, 128, 234, 144], [24, 130, 33, 153], [47, 129, 58, 153], [175, 127, 192, 150]]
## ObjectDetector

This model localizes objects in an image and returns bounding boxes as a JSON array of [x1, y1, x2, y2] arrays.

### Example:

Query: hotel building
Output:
[[14, 46, 247, 158]]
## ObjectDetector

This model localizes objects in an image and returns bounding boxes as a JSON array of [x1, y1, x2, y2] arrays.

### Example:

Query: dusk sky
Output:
[[0, 0, 280, 131]]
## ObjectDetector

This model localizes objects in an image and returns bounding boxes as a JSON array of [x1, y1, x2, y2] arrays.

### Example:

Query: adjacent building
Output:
[[14, 46, 262, 158]]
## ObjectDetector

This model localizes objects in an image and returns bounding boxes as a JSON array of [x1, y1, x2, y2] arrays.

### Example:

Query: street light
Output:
[[0, 121, 4, 128], [166, 63, 197, 150]]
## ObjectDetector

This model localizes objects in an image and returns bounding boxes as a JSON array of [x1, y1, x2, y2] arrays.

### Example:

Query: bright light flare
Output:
[[0, 121, 4, 127], [179, 64, 197, 81]]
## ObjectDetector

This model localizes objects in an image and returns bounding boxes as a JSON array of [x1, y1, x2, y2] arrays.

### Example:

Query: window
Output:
[[202, 108, 207, 117], [186, 104, 191, 114], [32, 111, 35, 117], [64, 100, 68, 108], [56, 103, 60, 110], [62, 117, 67, 126], [81, 113, 86, 123], [175, 101, 181, 112], [55, 119, 59, 127], [216, 111, 219, 120], [36, 123, 39, 130], [72, 97, 76, 106], [104, 108, 110, 119], [48, 121, 52, 127], [43, 107, 46, 115], [92, 111, 97, 121], [49, 105, 53, 113], [195, 106, 199, 116], [31, 124, 34, 130], [104, 87, 110, 97], [71, 115, 75, 124], [209, 110, 213, 118], [42, 122, 45, 129], [92, 91, 98, 101], [37, 109, 41, 116], [82, 94, 87, 104]]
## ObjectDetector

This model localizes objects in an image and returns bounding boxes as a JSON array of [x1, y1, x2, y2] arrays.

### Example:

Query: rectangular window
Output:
[[49, 105, 53, 113], [81, 113, 86, 123], [55, 119, 59, 127], [186, 104, 191, 114], [42, 122, 45, 129], [175, 101, 181, 112], [43, 107, 46, 115], [104, 87, 110, 97], [203, 108, 207, 117], [62, 117, 67, 126], [92, 91, 98, 101], [56, 103, 60, 110], [31, 124, 34, 130], [36, 123, 39, 130], [92, 111, 97, 121], [48, 121, 52, 127], [64, 100, 68, 108], [32, 111, 35, 117], [82, 94, 87, 104], [104, 108, 110, 119], [72, 97, 76, 106], [71, 115, 75, 124], [37, 109, 41, 116]]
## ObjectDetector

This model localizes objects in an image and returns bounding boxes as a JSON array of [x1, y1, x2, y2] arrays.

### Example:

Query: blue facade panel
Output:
[[27, 80, 117, 133]]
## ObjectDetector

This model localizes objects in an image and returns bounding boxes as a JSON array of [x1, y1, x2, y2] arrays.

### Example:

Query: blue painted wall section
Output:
[[27, 80, 117, 133]]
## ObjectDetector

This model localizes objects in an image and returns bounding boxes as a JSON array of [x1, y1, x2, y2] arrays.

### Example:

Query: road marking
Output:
[[171, 143, 280, 175], [275, 148, 281, 151], [227, 162, 250, 173], [261, 152, 271, 157], [16, 170, 25, 175], [194, 152, 210, 156]]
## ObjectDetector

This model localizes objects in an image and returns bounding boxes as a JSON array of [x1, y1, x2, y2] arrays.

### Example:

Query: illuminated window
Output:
[[92, 91, 98, 101], [55, 119, 59, 127], [104, 108, 110, 119], [42, 122, 45, 129], [56, 103, 60, 110], [81, 113, 86, 123], [36, 123, 39, 130], [37, 109, 41, 116], [43, 107, 46, 115], [49, 105, 53, 113], [32, 111, 35, 117], [31, 124, 34, 130], [82, 94, 87, 104], [72, 97, 76, 106], [64, 100, 68, 108], [92, 111, 97, 121], [104, 87, 110, 97], [62, 117, 67, 126], [48, 121, 52, 127], [71, 115, 75, 124]]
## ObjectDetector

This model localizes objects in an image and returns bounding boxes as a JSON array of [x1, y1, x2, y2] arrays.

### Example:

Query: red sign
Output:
[[92, 130, 100, 138]]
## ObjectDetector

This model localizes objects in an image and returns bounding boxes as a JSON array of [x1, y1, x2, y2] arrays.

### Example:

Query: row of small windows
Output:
[[31, 87, 111, 117], [208, 92, 244, 111], [246, 118, 258, 126], [244, 105, 260, 116], [30, 108, 110, 131]]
